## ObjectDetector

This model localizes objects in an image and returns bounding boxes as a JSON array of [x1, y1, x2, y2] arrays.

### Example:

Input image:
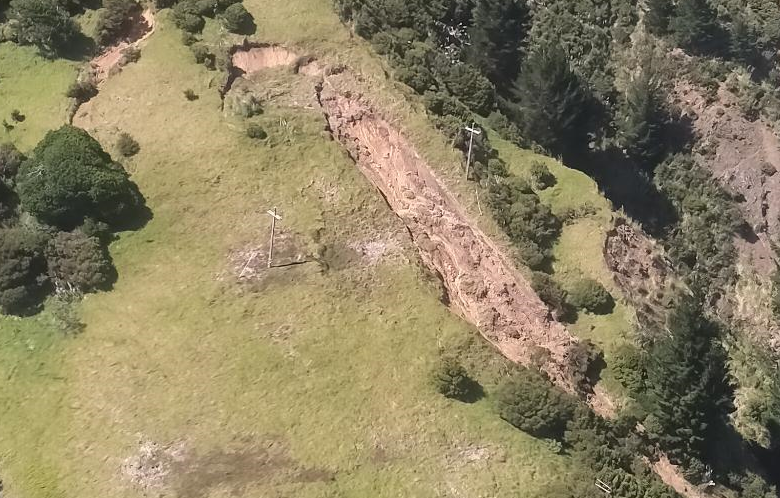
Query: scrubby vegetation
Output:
[[567, 278, 614, 315]]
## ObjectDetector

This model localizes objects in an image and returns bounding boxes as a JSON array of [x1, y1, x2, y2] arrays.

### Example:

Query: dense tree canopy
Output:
[[7, 0, 80, 56], [17, 125, 145, 230], [0, 227, 48, 315], [466, 0, 529, 88]]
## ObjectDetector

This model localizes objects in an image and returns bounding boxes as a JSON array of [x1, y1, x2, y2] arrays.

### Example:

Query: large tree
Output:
[[466, 0, 530, 88], [0, 227, 48, 316], [8, 0, 80, 57], [17, 125, 145, 230], [644, 298, 728, 464], [508, 42, 590, 155]]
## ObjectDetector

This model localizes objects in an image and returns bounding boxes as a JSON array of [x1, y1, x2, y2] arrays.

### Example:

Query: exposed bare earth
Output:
[[674, 83, 779, 274], [91, 9, 155, 84], [231, 44, 300, 74], [316, 74, 589, 394]]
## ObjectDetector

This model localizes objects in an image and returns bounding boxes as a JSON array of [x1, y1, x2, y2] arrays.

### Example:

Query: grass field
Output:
[[0, 4, 596, 497]]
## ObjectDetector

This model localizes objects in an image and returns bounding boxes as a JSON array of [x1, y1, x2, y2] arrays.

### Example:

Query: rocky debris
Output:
[[316, 72, 594, 396], [603, 218, 679, 334], [121, 439, 186, 492]]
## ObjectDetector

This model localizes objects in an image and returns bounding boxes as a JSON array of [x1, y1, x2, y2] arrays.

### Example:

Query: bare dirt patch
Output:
[[315, 73, 590, 395], [231, 44, 300, 74], [121, 437, 333, 496], [91, 9, 155, 85], [674, 83, 779, 274]]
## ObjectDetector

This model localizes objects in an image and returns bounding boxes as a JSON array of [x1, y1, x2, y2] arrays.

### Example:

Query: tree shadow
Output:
[[58, 32, 97, 62], [458, 377, 486, 404]]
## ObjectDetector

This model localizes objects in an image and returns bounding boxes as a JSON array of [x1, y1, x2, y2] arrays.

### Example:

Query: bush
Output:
[[431, 356, 478, 401], [16, 125, 145, 229], [514, 237, 546, 270], [66, 79, 98, 103], [10, 109, 25, 122], [120, 46, 141, 63], [495, 368, 576, 440], [183, 89, 199, 101], [190, 43, 212, 65], [116, 132, 140, 157], [530, 271, 568, 318], [246, 123, 267, 139], [45, 231, 115, 292], [0, 142, 24, 181], [0, 227, 49, 315], [181, 31, 197, 46], [528, 161, 555, 190], [567, 278, 614, 314], [220, 3, 253, 34]]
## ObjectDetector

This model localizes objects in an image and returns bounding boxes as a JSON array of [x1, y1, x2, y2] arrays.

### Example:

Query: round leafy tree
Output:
[[45, 231, 116, 292], [8, 0, 80, 57], [221, 3, 253, 34], [0, 227, 49, 316], [0, 142, 24, 181], [17, 125, 145, 230], [495, 368, 575, 440]]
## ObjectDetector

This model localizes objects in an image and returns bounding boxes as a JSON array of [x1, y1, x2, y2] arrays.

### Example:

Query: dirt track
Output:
[[315, 76, 589, 394]]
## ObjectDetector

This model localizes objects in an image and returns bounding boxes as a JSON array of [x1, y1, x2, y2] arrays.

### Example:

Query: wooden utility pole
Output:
[[464, 123, 482, 180], [266, 207, 282, 268]]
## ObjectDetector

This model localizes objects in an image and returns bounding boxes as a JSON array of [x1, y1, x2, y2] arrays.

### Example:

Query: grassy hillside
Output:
[[0, 5, 587, 498]]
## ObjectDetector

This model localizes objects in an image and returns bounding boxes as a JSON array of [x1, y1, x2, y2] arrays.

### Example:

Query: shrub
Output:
[[16, 125, 145, 229], [431, 356, 477, 401], [120, 46, 141, 63], [0, 142, 24, 181], [10, 109, 25, 122], [514, 237, 546, 270], [530, 271, 568, 317], [220, 3, 253, 34], [66, 79, 98, 103], [190, 43, 211, 64], [0, 227, 49, 315], [567, 278, 614, 314], [246, 123, 267, 139], [528, 161, 555, 190], [8, 0, 80, 57], [183, 89, 199, 101], [495, 368, 576, 440], [181, 31, 197, 46], [116, 132, 140, 157], [45, 231, 115, 292]]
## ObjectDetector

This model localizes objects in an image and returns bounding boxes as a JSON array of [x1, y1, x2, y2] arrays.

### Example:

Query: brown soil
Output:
[[90, 9, 155, 85], [316, 74, 591, 395], [231, 44, 300, 74], [649, 455, 712, 498], [604, 217, 680, 334], [674, 83, 779, 274]]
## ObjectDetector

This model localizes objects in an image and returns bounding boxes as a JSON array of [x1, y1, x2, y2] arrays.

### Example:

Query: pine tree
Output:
[[617, 71, 666, 170], [669, 0, 722, 54], [729, 16, 756, 65], [508, 42, 590, 154], [467, 0, 530, 88], [644, 298, 728, 464]]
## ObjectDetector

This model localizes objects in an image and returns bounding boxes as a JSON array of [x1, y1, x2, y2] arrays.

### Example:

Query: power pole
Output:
[[464, 123, 482, 181], [266, 207, 282, 268]]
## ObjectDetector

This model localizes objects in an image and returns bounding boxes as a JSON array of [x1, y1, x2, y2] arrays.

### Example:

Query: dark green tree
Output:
[[8, 0, 80, 57], [495, 368, 576, 440], [0, 142, 24, 182], [729, 16, 757, 65], [669, 0, 722, 55], [17, 125, 145, 230], [466, 0, 530, 88], [508, 42, 590, 154], [431, 356, 479, 401], [220, 3, 253, 34], [644, 298, 728, 464], [645, 0, 673, 35], [45, 231, 115, 292], [0, 227, 49, 315], [617, 72, 667, 170]]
